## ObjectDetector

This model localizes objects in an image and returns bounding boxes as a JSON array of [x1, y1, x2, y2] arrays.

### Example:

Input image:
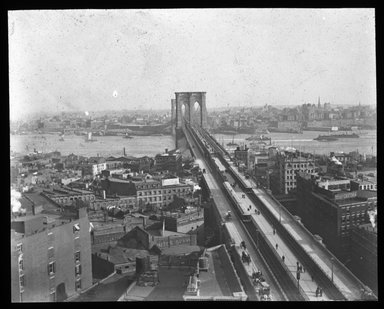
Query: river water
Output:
[[214, 130, 376, 156], [10, 130, 376, 158], [10, 134, 175, 158]]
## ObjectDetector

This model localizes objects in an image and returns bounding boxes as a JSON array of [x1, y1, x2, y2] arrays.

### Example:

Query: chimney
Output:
[[142, 216, 146, 229], [165, 148, 168, 154], [32, 202, 36, 216], [161, 219, 165, 236], [102, 190, 106, 200]]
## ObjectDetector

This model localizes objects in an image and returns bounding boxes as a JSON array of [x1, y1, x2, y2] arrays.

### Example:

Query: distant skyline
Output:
[[9, 9, 376, 121]]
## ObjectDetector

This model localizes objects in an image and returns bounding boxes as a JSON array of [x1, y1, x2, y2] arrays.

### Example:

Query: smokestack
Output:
[[123, 147, 126, 156], [367, 209, 376, 229], [11, 189, 22, 214], [161, 219, 165, 236]]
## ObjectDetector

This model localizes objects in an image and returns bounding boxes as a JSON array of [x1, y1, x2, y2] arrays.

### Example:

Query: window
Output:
[[18, 258, 24, 271], [48, 247, 54, 259], [75, 264, 82, 276], [75, 280, 81, 291], [75, 251, 81, 263], [19, 275, 25, 288], [73, 223, 80, 233], [50, 290, 56, 302], [48, 232, 54, 242], [16, 243, 23, 254], [48, 262, 56, 276]]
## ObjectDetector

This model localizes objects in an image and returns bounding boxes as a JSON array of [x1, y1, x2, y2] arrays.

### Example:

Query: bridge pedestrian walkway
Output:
[[228, 164, 365, 301], [232, 190, 330, 301], [252, 187, 363, 300]]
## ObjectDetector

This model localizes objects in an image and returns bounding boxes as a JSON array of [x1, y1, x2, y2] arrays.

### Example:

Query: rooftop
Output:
[[92, 244, 149, 265], [70, 273, 133, 302], [160, 245, 202, 256], [146, 229, 188, 237], [42, 186, 93, 196], [118, 243, 244, 301], [198, 245, 244, 297]]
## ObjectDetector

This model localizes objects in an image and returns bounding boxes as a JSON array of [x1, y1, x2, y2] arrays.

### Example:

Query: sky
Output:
[[8, 9, 376, 121]]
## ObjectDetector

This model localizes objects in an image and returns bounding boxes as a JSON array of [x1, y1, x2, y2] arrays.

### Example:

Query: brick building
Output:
[[234, 145, 251, 168], [162, 207, 204, 234], [296, 172, 377, 261], [154, 149, 182, 174], [118, 226, 197, 251], [270, 151, 316, 195], [101, 177, 194, 211], [11, 206, 92, 302], [349, 224, 377, 295], [90, 195, 137, 212], [40, 186, 95, 207]]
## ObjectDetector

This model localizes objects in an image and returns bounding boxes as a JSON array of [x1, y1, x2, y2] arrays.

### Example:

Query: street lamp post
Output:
[[296, 271, 301, 290]]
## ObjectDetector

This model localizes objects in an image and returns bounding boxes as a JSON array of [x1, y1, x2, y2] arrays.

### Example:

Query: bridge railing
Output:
[[249, 190, 347, 300], [255, 188, 374, 300]]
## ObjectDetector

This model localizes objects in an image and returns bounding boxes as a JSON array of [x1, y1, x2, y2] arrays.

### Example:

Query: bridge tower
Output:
[[172, 92, 207, 129], [171, 98, 176, 136], [172, 92, 207, 148]]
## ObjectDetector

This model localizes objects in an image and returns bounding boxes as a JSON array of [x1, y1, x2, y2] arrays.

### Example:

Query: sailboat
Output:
[[85, 131, 97, 142], [227, 134, 239, 147]]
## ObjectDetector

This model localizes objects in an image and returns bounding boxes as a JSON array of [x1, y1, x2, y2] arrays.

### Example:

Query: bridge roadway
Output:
[[200, 127, 373, 301], [221, 169, 330, 301], [182, 125, 286, 301]]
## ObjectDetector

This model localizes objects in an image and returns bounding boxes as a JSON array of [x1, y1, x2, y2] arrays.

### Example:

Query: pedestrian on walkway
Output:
[[282, 255, 285, 262], [273, 228, 276, 235], [319, 288, 323, 297], [302, 266, 305, 273], [275, 243, 278, 250], [315, 287, 319, 297], [311, 274, 314, 281]]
